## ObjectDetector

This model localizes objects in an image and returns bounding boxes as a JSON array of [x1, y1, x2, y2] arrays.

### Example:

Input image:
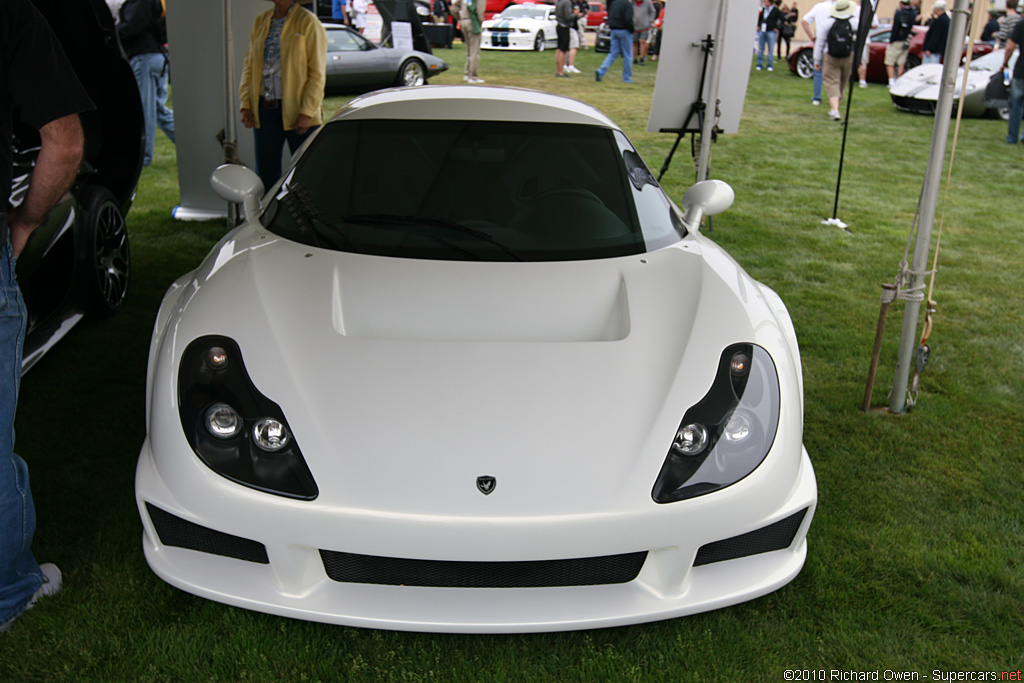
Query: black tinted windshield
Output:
[[262, 119, 685, 262]]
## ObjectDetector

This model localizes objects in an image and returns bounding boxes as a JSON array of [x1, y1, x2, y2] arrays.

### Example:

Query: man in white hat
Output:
[[922, 0, 949, 65], [814, 0, 858, 120]]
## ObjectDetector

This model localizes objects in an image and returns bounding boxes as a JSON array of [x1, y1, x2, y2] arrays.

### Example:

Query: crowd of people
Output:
[[754, 0, 1024, 143]]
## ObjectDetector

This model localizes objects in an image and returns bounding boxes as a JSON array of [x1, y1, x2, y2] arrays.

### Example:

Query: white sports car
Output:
[[482, 3, 558, 51], [136, 85, 816, 633], [890, 49, 1016, 120]]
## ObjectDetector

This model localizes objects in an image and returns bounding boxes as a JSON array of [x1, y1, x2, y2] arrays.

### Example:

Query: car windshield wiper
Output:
[[343, 214, 524, 262], [280, 183, 358, 253]]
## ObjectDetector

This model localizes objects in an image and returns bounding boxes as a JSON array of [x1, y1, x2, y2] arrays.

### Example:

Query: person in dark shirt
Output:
[[595, 0, 635, 83], [885, 0, 920, 85], [117, 0, 176, 166], [981, 9, 1001, 43], [922, 0, 949, 65], [755, 0, 784, 71], [0, 0, 93, 633]]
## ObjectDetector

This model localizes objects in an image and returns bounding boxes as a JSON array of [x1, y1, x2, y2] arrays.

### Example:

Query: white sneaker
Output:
[[468, 77, 485, 84], [767, 66, 774, 71], [859, 80, 868, 88], [0, 563, 62, 633], [829, 109, 841, 121]]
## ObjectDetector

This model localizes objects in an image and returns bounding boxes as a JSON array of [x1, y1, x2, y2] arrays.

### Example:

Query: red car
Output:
[[586, 1, 606, 29], [788, 25, 991, 83]]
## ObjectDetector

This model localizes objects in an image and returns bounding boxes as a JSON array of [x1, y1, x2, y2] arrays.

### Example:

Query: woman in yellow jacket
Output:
[[240, 0, 327, 189]]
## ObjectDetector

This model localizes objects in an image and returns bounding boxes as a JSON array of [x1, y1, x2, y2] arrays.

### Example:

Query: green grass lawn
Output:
[[1, 42, 1021, 682]]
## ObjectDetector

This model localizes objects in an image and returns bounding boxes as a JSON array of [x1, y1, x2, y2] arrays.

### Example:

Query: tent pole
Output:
[[888, 0, 969, 413]]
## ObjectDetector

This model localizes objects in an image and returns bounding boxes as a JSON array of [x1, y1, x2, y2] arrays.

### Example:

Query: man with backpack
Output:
[[813, 0, 858, 121], [118, 0, 175, 166]]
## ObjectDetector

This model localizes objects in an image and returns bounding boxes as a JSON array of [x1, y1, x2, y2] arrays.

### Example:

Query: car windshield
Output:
[[262, 119, 685, 262], [498, 5, 548, 19]]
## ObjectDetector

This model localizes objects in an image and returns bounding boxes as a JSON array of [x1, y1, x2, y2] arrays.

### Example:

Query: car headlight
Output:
[[652, 343, 781, 503], [178, 335, 318, 500]]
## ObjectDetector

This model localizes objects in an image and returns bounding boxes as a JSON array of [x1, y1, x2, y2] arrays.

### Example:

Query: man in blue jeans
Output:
[[801, 0, 836, 105], [1002, 18, 1024, 143], [1, 0, 93, 633], [595, 0, 635, 83], [118, 0, 176, 166]]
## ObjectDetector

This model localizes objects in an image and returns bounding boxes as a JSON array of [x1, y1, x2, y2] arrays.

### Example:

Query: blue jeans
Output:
[[0, 238, 39, 626], [254, 102, 318, 191], [596, 29, 634, 82], [130, 52, 176, 166], [922, 53, 942, 65], [757, 30, 777, 69], [1007, 78, 1024, 143], [814, 63, 823, 101]]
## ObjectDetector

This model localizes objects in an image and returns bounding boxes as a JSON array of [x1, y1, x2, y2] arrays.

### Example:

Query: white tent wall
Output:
[[166, 0, 264, 220]]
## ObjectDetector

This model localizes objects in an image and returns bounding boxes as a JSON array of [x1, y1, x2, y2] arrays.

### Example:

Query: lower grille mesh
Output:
[[694, 508, 808, 566], [146, 503, 269, 564], [319, 549, 648, 588]]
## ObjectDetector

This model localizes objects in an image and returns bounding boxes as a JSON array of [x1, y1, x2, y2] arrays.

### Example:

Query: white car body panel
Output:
[[136, 86, 816, 632], [482, 4, 559, 50]]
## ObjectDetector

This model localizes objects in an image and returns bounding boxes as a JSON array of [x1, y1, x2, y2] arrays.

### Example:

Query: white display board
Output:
[[166, 1, 268, 220], [647, 0, 760, 135]]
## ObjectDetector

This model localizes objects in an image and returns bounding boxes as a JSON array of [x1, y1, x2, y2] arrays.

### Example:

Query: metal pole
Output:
[[223, 0, 241, 226], [889, 0, 969, 413], [696, 0, 729, 182]]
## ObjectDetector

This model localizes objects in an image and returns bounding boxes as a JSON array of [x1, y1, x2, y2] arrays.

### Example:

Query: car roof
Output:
[[330, 85, 620, 128]]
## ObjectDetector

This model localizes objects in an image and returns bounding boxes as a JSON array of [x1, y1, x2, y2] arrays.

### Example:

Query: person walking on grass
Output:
[[595, 0, 635, 83], [814, 0, 858, 121], [801, 0, 836, 105]]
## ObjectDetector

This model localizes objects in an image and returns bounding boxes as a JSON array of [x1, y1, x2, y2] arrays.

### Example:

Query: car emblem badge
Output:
[[476, 476, 496, 495]]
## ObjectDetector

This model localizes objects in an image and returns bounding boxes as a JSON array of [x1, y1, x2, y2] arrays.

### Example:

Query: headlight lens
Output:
[[652, 343, 781, 503], [178, 336, 318, 500], [205, 403, 242, 439], [253, 418, 290, 452]]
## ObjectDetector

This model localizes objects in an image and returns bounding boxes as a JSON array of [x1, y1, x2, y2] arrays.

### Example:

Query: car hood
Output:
[[890, 63, 991, 99], [158, 226, 797, 517], [484, 16, 547, 27]]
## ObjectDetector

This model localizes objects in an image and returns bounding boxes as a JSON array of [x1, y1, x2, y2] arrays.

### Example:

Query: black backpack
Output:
[[827, 18, 854, 57]]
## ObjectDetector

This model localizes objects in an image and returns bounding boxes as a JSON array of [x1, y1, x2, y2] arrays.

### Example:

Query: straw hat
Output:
[[830, 0, 855, 18]]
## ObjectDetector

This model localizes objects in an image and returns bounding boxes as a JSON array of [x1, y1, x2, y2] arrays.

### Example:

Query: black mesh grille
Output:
[[891, 96, 937, 115], [693, 508, 808, 567], [146, 503, 269, 564], [319, 549, 648, 588]]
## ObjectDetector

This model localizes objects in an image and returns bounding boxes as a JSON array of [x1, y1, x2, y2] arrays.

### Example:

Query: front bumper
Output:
[[482, 30, 537, 50], [136, 439, 816, 633]]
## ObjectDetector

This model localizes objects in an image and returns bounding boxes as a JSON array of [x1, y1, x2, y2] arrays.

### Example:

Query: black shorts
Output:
[[556, 24, 571, 52]]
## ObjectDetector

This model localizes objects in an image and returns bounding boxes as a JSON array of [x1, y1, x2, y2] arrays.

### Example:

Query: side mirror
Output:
[[210, 164, 264, 224], [680, 179, 735, 231]]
